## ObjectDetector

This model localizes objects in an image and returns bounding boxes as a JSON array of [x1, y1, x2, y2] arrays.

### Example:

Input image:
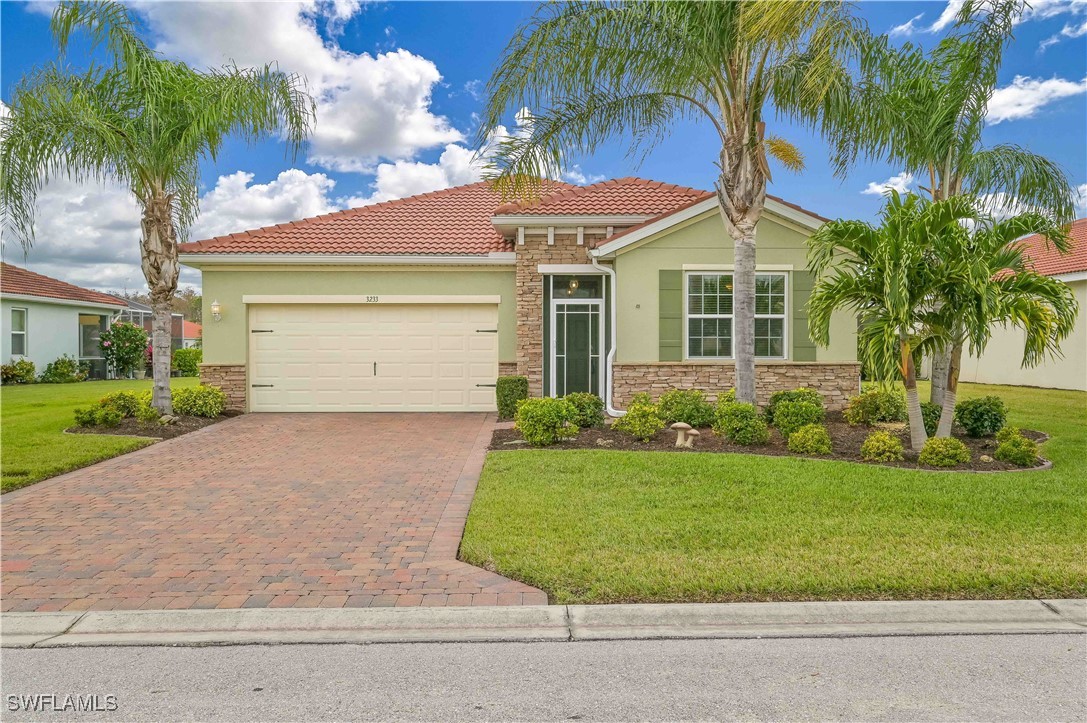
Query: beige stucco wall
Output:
[[959, 277, 1086, 391], [610, 209, 857, 363], [194, 265, 517, 364]]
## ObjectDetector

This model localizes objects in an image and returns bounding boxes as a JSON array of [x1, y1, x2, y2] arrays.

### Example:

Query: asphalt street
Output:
[[3, 633, 1085, 721]]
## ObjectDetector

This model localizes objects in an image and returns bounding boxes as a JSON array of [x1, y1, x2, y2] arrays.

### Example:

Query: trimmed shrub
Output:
[[74, 405, 123, 427], [716, 388, 737, 406], [135, 402, 162, 424], [919, 401, 941, 437], [172, 348, 202, 377], [843, 388, 907, 426], [860, 430, 904, 462], [918, 437, 971, 468], [764, 387, 822, 422], [172, 385, 227, 418], [772, 400, 826, 439], [713, 402, 770, 446], [787, 424, 833, 455], [657, 389, 715, 428], [99, 321, 148, 377], [613, 393, 665, 442], [100, 391, 142, 418], [515, 397, 578, 446], [564, 392, 605, 428], [38, 355, 88, 384], [73, 407, 98, 427], [954, 396, 1007, 437], [496, 376, 529, 420], [994, 428, 1039, 467], [1, 358, 36, 385]]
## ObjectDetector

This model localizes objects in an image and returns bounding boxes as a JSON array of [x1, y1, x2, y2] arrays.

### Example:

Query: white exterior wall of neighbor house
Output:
[[0, 297, 119, 370], [959, 275, 1087, 391]]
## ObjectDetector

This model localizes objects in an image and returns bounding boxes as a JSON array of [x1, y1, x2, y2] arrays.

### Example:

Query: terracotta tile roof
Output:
[[182, 320, 202, 339], [1015, 218, 1087, 277], [179, 181, 575, 256], [493, 177, 711, 216], [0, 263, 126, 307]]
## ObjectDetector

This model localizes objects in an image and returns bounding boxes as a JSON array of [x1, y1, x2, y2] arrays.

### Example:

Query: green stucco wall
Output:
[[196, 266, 517, 364], [612, 209, 857, 363]]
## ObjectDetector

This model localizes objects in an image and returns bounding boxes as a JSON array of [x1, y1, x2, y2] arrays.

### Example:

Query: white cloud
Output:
[[862, 172, 914, 196], [561, 165, 607, 186], [887, 0, 964, 35], [463, 80, 485, 101], [892, 0, 1086, 37], [135, 1, 463, 173], [192, 170, 338, 240], [889, 13, 925, 36], [1039, 18, 1087, 51], [986, 75, 1087, 123], [1075, 183, 1087, 214]]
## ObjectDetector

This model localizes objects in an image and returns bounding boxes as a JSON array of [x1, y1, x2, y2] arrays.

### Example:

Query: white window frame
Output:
[[10, 307, 27, 357], [683, 271, 789, 361]]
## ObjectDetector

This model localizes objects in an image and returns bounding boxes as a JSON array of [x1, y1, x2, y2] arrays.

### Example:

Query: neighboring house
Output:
[[112, 296, 187, 351], [0, 263, 127, 379], [182, 320, 202, 348], [958, 218, 1087, 392], [179, 177, 859, 413]]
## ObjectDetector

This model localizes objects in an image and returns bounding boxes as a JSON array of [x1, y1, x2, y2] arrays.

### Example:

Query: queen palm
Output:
[[825, 0, 1077, 405], [1, 1, 313, 413], [807, 193, 976, 451], [478, 1, 863, 406], [927, 213, 1077, 437]]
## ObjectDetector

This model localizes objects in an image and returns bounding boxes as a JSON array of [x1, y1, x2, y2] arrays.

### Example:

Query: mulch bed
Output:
[[66, 411, 240, 440], [491, 411, 1049, 472]]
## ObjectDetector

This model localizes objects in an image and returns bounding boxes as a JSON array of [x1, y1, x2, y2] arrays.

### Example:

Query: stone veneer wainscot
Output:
[[199, 363, 247, 412]]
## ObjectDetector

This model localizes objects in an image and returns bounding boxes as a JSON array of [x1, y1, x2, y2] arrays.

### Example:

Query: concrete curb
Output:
[[2, 599, 1083, 649]]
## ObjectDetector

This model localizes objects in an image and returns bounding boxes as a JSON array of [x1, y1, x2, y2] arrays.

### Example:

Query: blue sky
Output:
[[2, 0, 1085, 292]]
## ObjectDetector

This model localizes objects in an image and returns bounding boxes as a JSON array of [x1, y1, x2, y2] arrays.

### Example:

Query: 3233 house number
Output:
[[365, 295, 380, 302]]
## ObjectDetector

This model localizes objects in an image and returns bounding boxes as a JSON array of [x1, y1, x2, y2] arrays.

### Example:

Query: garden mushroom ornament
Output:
[[671, 422, 699, 448]]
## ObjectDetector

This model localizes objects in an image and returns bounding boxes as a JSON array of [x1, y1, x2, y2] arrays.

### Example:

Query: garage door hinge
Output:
[[251, 384, 274, 388], [251, 329, 274, 333], [476, 383, 497, 387], [476, 329, 498, 333]]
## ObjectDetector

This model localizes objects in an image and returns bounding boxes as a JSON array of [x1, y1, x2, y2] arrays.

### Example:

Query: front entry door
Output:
[[551, 299, 603, 397]]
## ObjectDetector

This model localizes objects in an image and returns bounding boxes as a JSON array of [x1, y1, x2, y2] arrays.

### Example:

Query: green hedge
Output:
[[496, 376, 529, 420]]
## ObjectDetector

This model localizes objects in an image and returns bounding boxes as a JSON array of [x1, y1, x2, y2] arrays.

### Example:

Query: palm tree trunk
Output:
[[140, 193, 180, 414], [929, 344, 950, 406], [902, 339, 927, 451], [935, 342, 962, 438]]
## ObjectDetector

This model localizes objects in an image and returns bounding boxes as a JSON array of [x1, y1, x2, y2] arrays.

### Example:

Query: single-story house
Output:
[[0, 262, 128, 379], [182, 320, 202, 348], [959, 217, 1086, 392], [112, 296, 188, 351], [179, 177, 859, 413]]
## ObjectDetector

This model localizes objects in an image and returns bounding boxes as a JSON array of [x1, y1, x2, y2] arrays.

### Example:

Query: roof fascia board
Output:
[[1053, 270, 1087, 283], [591, 198, 718, 258], [179, 253, 516, 266], [0, 292, 127, 310]]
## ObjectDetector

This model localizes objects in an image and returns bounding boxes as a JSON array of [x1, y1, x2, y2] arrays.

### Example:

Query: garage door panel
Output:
[[248, 303, 498, 412]]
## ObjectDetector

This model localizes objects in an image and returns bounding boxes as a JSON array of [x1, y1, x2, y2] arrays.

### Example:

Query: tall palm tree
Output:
[[824, 0, 1077, 405], [928, 213, 1078, 437], [1, 1, 314, 413], [478, 1, 863, 406], [807, 193, 976, 451]]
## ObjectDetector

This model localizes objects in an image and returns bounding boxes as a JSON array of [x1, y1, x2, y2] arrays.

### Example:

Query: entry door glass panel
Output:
[[554, 302, 601, 397]]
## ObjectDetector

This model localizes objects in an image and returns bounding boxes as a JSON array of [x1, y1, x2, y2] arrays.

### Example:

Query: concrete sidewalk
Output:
[[3, 598, 1083, 649]]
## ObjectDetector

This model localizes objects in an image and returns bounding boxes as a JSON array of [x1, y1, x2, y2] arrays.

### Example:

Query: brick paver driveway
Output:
[[1, 413, 544, 612]]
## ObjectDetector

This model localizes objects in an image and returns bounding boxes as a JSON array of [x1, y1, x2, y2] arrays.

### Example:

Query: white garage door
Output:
[[248, 303, 498, 412]]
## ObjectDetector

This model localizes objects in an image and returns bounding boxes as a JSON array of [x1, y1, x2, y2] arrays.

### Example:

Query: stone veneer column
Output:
[[199, 363, 247, 412]]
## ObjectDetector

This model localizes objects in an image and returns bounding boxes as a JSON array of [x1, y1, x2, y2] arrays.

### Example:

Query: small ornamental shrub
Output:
[[994, 428, 1039, 467], [172, 384, 227, 418], [73, 406, 99, 427], [954, 396, 1007, 437], [713, 402, 770, 445], [613, 393, 665, 442], [787, 424, 833, 455], [94, 407, 123, 427], [99, 321, 149, 377], [1, 358, 36, 385], [172, 348, 202, 377], [135, 402, 162, 424], [843, 388, 908, 425], [918, 437, 971, 468], [860, 430, 905, 462], [764, 387, 822, 422], [496, 376, 529, 420], [657, 389, 715, 428], [38, 355, 88, 383], [563, 392, 605, 428], [514, 397, 578, 446], [100, 391, 142, 418], [715, 388, 736, 406], [772, 400, 826, 439], [919, 401, 941, 437]]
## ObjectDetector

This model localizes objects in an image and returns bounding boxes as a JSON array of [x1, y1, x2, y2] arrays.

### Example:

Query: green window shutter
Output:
[[791, 270, 817, 361], [659, 269, 683, 362]]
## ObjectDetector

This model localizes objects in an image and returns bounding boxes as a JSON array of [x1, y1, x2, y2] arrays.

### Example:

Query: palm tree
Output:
[[478, 1, 863, 406], [927, 213, 1078, 437], [1, 1, 313, 413], [824, 0, 1078, 406], [807, 193, 976, 451]]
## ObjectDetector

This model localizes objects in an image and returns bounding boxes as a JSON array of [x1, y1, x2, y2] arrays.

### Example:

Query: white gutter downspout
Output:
[[591, 251, 625, 417]]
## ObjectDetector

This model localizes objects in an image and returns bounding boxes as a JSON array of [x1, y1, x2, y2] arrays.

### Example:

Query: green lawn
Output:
[[462, 382, 1087, 604], [1, 377, 199, 493]]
